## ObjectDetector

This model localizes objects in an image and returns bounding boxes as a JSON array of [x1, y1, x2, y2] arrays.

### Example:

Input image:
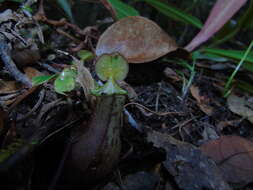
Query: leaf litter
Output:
[[0, 2, 253, 190]]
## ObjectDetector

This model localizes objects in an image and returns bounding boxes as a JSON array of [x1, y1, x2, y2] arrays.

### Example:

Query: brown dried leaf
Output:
[[96, 16, 177, 63], [147, 131, 231, 190], [74, 57, 95, 104], [227, 94, 253, 124], [190, 85, 214, 115], [24, 67, 42, 80], [0, 80, 22, 94], [11, 49, 41, 67], [200, 136, 253, 186]]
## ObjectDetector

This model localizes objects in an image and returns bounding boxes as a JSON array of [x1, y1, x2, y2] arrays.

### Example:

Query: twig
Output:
[[0, 92, 21, 101], [124, 102, 184, 116], [38, 61, 60, 73], [17, 88, 45, 122], [0, 36, 32, 87]]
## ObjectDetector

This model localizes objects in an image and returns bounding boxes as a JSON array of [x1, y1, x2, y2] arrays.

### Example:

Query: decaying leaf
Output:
[[190, 85, 214, 115], [96, 16, 177, 63], [0, 80, 22, 94], [24, 67, 42, 80], [147, 130, 231, 190], [200, 136, 253, 186], [227, 94, 253, 124], [11, 49, 41, 67], [74, 57, 95, 103]]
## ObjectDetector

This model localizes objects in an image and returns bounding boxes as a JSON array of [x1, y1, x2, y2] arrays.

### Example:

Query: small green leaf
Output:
[[144, 0, 202, 28], [54, 68, 77, 95], [77, 50, 94, 61], [22, 5, 33, 13], [96, 53, 129, 81], [107, 0, 139, 19], [32, 75, 57, 86]]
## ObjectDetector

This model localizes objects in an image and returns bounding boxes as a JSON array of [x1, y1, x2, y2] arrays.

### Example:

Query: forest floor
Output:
[[1, 1, 253, 190]]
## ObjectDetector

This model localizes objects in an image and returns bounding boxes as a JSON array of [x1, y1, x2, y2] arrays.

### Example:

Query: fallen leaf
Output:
[[163, 67, 181, 82], [24, 67, 42, 80], [11, 49, 40, 68], [96, 16, 177, 63], [0, 80, 22, 94], [74, 57, 95, 103], [190, 85, 214, 115], [200, 136, 253, 186], [185, 0, 248, 51], [147, 130, 231, 190], [227, 94, 253, 124]]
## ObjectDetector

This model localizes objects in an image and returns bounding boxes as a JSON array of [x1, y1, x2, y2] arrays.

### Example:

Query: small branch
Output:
[[0, 36, 32, 87]]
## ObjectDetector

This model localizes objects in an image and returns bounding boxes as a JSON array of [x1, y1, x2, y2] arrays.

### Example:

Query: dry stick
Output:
[[17, 88, 46, 122], [0, 36, 32, 87], [124, 102, 184, 116]]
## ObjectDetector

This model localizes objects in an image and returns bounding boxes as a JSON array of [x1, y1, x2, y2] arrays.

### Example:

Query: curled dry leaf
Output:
[[227, 94, 253, 124], [190, 85, 214, 115], [74, 57, 95, 103], [96, 16, 177, 63], [200, 136, 253, 186]]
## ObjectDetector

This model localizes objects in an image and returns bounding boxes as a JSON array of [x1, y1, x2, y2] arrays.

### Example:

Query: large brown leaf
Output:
[[200, 136, 253, 186], [95, 16, 177, 63]]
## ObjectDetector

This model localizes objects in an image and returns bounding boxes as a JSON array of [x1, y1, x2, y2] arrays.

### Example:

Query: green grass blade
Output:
[[32, 74, 57, 86], [107, 0, 139, 19], [203, 48, 253, 72], [223, 40, 253, 97], [144, 0, 202, 28]]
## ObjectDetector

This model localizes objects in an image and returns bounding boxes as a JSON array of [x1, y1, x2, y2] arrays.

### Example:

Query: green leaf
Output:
[[32, 75, 57, 86], [77, 50, 94, 61], [56, 0, 74, 23], [144, 0, 202, 28], [203, 48, 253, 72], [54, 68, 77, 95], [22, 5, 33, 13], [107, 0, 139, 19]]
